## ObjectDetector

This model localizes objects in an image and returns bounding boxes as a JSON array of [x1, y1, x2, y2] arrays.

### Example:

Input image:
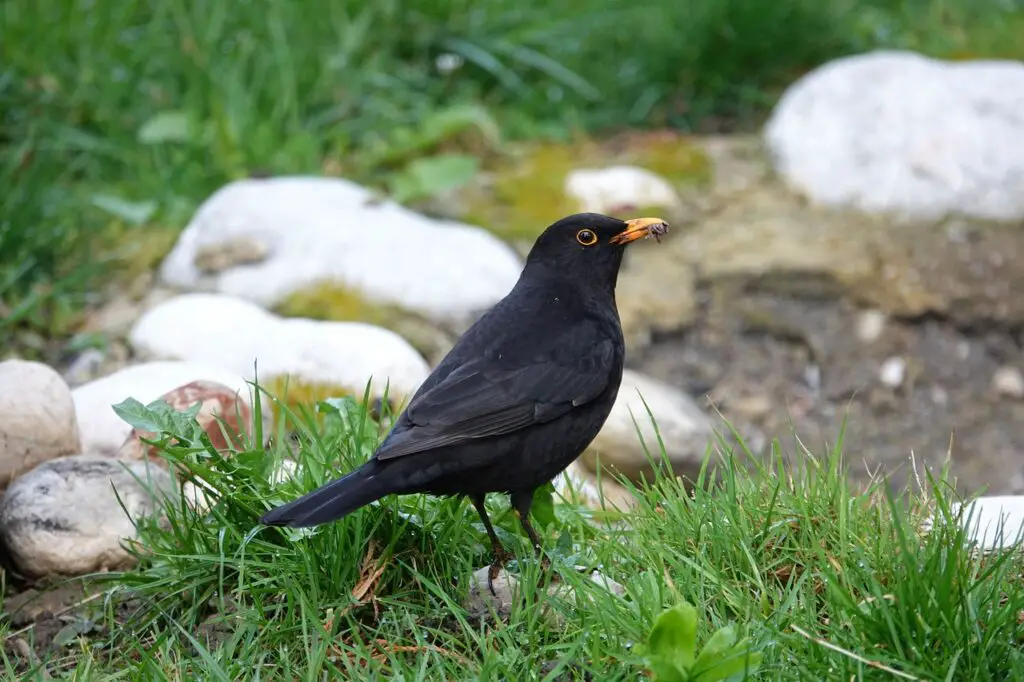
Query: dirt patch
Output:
[[635, 289, 1024, 495], [1, 576, 140, 675]]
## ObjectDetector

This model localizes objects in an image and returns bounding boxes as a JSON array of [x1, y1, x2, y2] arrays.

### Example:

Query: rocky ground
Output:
[[626, 135, 1024, 495]]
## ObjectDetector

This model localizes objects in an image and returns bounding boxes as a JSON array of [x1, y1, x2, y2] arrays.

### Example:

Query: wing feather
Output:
[[375, 330, 616, 461]]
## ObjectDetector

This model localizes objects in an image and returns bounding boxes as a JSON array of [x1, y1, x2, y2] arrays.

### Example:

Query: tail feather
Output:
[[260, 465, 387, 528]]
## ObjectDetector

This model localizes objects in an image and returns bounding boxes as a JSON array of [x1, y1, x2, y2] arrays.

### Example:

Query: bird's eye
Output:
[[576, 229, 598, 246]]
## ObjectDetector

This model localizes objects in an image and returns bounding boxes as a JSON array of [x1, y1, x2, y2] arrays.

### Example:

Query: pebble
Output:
[[879, 357, 906, 388], [992, 366, 1024, 400], [856, 309, 887, 343], [564, 166, 682, 215], [464, 564, 625, 629], [0, 359, 81, 490]]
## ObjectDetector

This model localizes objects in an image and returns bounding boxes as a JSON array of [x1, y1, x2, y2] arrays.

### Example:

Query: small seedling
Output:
[[642, 601, 763, 681]]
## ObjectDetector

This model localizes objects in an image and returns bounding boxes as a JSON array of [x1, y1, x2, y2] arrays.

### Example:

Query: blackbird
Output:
[[260, 212, 669, 589]]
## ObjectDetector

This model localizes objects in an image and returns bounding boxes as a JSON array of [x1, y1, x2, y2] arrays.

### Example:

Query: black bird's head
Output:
[[522, 212, 669, 292]]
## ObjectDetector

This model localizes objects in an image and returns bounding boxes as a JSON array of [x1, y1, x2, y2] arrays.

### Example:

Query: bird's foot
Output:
[[487, 547, 512, 597]]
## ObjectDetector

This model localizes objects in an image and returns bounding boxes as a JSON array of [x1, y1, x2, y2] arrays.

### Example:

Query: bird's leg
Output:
[[510, 490, 550, 573], [469, 494, 510, 596]]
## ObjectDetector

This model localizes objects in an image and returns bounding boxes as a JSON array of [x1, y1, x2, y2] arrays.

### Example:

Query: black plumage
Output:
[[260, 212, 669, 588]]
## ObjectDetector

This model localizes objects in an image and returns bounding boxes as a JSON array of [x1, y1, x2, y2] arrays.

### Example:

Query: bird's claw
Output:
[[486, 548, 512, 597]]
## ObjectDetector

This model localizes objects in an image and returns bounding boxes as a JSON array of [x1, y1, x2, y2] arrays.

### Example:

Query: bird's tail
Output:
[[260, 463, 388, 528]]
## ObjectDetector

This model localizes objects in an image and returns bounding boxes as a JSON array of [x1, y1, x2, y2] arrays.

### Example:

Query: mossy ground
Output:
[[462, 133, 713, 243]]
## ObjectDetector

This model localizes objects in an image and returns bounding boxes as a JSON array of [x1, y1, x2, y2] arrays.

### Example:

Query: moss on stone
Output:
[[275, 282, 397, 326], [274, 281, 454, 365], [264, 376, 357, 416]]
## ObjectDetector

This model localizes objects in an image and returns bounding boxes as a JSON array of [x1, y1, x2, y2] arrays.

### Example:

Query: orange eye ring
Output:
[[576, 229, 598, 246]]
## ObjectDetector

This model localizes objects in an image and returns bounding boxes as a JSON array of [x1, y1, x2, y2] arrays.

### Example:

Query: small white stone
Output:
[[270, 458, 299, 486], [588, 569, 625, 597], [0, 455, 175, 577], [949, 495, 1024, 551], [992, 365, 1024, 399], [71, 360, 251, 457], [856, 309, 887, 343], [554, 459, 638, 512], [128, 293, 430, 400], [158, 176, 523, 325], [0, 359, 81, 489], [465, 566, 518, 620], [879, 357, 906, 388], [182, 480, 215, 514], [565, 166, 682, 215]]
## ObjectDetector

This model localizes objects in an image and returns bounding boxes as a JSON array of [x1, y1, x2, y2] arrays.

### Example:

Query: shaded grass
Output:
[[2, 384, 1023, 679], [3, 0, 1024, 354]]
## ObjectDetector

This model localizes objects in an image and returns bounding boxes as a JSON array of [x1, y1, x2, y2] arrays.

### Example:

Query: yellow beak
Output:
[[609, 217, 670, 245]]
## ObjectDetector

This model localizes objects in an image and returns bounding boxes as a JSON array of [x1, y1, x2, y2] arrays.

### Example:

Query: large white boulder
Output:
[[765, 50, 1024, 222], [158, 176, 524, 325]]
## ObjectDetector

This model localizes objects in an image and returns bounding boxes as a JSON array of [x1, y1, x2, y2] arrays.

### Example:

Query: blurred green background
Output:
[[3, 0, 1023, 356]]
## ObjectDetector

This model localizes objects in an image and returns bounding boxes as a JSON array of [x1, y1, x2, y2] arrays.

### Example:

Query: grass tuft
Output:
[[3, 383, 1022, 679]]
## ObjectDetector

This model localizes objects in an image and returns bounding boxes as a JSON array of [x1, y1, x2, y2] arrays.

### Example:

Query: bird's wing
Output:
[[375, 328, 617, 461]]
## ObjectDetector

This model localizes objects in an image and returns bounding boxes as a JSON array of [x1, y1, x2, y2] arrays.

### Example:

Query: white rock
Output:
[[950, 496, 1024, 551], [72, 361, 251, 457], [879, 357, 906, 388], [992, 365, 1024, 400], [765, 50, 1024, 222], [0, 455, 175, 577], [128, 293, 430, 399], [565, 166, 682, 215], [464, 565, 625, 627], [584, 370, 713, 482], [555, 460, 638, 512], [0, 360, 80, 489], [270, 458, 299, 486], [158, 177, 523, 325], [856, 309, 887, 343]]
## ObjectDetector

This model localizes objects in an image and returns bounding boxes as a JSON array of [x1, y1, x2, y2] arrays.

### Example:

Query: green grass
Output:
[[3, 0, 1024, 356], [2, 385, 1023, 680]]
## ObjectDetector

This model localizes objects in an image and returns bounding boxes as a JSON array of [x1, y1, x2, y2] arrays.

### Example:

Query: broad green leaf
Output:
[[691, 648, 763, 682], [649, 602, 699, 670], [138, 110, 193, 144], [112, 397, 166, 433], [530, 481, 558, 529], [52, 618, 95, 647], [691, 625, 739, 674], [112, 397, 203, 444], [90, 193, 157, 225], [647, 655, 689, 682], [555, 528, 574, 554]]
